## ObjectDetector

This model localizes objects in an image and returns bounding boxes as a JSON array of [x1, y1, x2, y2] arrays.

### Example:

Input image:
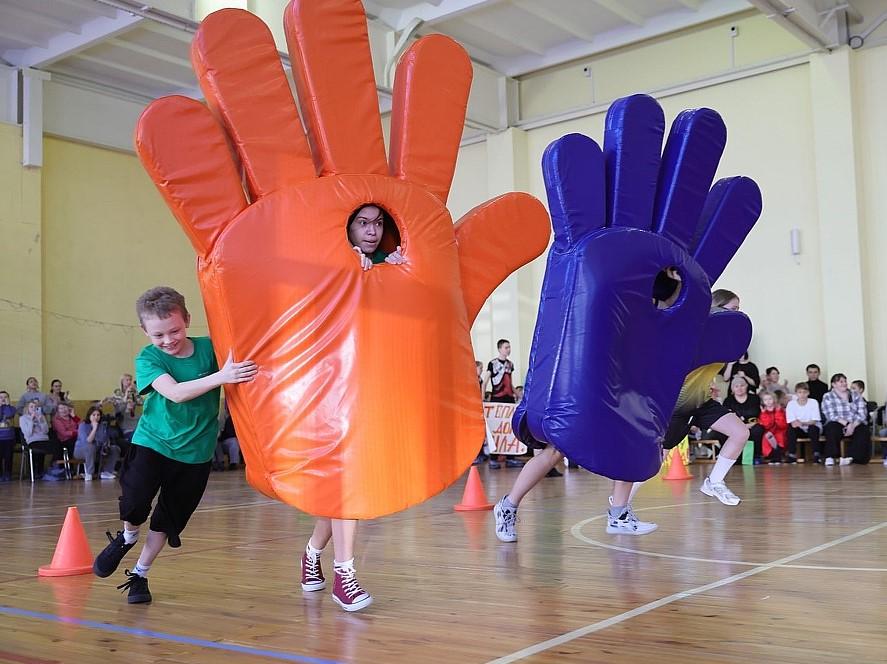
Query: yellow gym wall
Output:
[[0, 124, 43, 394], [853, 44, 887, 404], [40, 137, 207, 400]]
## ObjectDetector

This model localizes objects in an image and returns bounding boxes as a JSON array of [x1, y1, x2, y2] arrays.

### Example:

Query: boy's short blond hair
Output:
[[136, 286, 189, 326]]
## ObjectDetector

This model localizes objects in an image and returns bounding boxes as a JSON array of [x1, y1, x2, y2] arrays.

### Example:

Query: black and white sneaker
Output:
[[493, 497, 518, 542], [606, 507, 657, 535], [93, 530, 136, 578], [117, 569, 152, 604]]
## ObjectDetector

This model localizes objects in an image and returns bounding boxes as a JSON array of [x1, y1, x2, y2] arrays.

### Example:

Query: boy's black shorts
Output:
[[118, 444, 211, 548], [663, 399, 731, 450]]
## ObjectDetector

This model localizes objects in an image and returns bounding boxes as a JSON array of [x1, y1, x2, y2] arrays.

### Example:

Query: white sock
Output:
[[628, 481, 643, 504], [306, 541, 324, 558], [502, 495, 517, 510], [334, 558, 355, 571], [123, 528, 139, 545], [133, 560, 151, 577], [608, 505, 627, 519], [708, 455, 737, 485]]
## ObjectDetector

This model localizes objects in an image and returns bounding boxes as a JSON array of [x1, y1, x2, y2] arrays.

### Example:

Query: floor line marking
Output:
[[569, 500, 887, 570], [486, 521, 887, 664], [0, 605, 343, 664]]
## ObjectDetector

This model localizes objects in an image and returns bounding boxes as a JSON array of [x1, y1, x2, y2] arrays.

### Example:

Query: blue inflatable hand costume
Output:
[[513, 94, 762, 482]]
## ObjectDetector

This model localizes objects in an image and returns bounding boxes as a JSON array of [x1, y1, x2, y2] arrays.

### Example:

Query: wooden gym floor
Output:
[[0, 461, 885, 663]]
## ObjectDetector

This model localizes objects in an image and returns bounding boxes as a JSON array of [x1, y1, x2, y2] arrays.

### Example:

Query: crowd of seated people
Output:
[[0, 357, 882, 483], [693, 357, 882, 466], [0, 373, 241, 482]]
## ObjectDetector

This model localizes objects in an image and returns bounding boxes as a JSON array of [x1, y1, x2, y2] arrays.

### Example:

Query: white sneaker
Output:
[[824, 458, 835, 466], [606, 506, 657, 535], [493, 497, 518, 542], [839, 457, 853, 466], [100, 471, 116, 480], [882, 458, 887, 466], [83, 473, 93, 482], [700, 478, 740, 506]]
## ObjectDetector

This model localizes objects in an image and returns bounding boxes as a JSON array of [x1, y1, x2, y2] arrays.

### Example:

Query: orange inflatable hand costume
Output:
[[135, 0, 550, 519]]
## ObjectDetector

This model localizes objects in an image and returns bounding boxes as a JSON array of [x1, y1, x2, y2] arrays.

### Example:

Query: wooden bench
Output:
[[691, 439, 721, 463], [785, 435, 884, 462], [691, 435, 886, 464]]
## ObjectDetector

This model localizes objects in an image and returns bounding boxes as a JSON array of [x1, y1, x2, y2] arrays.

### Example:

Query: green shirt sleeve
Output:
[[135, 347, 167, 395]]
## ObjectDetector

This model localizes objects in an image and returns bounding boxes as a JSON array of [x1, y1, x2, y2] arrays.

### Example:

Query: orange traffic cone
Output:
[[454, 467, 494, 511], [662, 447, 693, 481], [38, 506, 94, 577]]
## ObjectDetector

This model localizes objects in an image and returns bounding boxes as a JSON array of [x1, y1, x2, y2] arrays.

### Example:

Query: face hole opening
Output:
[[346, 204, 401, 258], [652, 266, 682, 310]]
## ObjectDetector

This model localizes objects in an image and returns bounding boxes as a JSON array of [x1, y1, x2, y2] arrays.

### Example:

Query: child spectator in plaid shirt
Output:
[[821, 373, 871, 466]]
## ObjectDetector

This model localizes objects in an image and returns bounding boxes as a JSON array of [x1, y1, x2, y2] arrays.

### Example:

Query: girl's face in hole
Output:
[[348, 205, 384, 255]]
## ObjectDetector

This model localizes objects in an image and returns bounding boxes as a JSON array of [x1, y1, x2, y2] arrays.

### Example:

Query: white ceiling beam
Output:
[[487, 0, 751, 76], [167, 85, 206, 100], [106, 37, 192, 69], [591, 0, 645, 27], [54, 0, 118, 18], [747, 0, 834, 49], [0, 3, 82, 33], [511, 0, 596, 42], [0, 29, 47, 49], [465, 18, 548, 55], [4, 9, 144, 68], [373, 0, 504, 31], [74, 52, 194, 88], [362, 1, 401, 29], [675, 0, 704, 9]]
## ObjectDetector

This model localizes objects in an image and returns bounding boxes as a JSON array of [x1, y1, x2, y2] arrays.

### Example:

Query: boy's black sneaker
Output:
[[93, 530, 136, 578], [117, 570, 152, 604]]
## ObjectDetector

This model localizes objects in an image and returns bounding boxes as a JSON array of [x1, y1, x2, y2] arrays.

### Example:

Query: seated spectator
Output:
[[0, 391, 15, 481], [16, 377, 50, 415], [75, 406, 121, 481], [20, 400, 65, 480], [805, 364, 829, 407], [821, 373, 870, 466], [850, 380, 877, 424], [105, 373, 142, 451], [759, 367, 789, 396], [45, 378, 69, 417], [52, 403, 80, 458], [214, 402, 241, 471], [722, 376, 764, 463], [759, 392, 787, 463], [724, 352, 760, 395], [786, 382, 822, 463]]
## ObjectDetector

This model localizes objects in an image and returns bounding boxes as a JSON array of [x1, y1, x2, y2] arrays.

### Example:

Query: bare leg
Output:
[[611, 480, 632, 506], [309, 518, 332, 550], [134, 529, 167, 567], [710, 413, 747, 462], [507, 446, 563, 506], [331, 519, 356, 563]]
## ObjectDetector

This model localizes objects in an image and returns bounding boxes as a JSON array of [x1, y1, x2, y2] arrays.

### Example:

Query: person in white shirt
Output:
[[786, 382, 822, 463]]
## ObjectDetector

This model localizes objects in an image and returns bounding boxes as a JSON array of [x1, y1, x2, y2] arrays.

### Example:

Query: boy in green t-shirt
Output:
[[93, 286, 257, 604]]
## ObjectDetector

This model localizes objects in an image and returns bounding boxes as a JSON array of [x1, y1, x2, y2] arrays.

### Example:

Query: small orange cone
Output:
[[662, 447, 693, 481], [38, 506, 94, 577], [454, 467, 494, 511]]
